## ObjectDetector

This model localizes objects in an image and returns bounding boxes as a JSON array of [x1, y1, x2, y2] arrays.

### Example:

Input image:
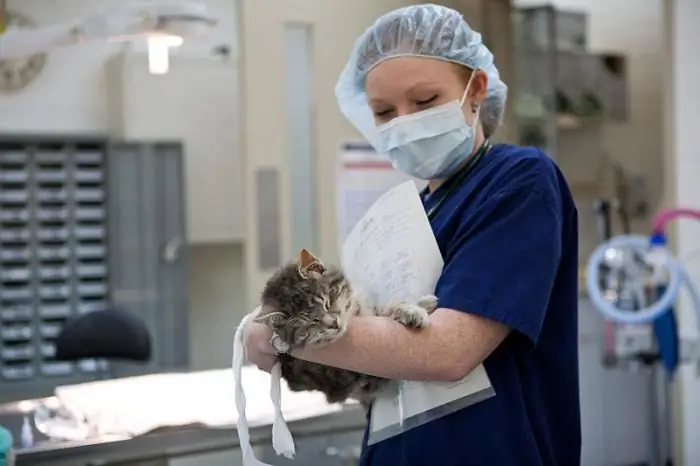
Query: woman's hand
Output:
[[244, 322, 278, 372]]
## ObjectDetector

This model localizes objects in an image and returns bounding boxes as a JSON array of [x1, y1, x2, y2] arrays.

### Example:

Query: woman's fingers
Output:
[[244, 322, 278, 372], [255, 354, 278, 373]]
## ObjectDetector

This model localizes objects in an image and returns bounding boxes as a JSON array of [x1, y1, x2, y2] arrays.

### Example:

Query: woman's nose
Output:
[[395, 104, 417, 118]]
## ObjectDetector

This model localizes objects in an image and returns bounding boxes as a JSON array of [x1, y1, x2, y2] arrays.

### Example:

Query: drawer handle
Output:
[[163, 236, 182, 263], [325, 446, 361, 460]]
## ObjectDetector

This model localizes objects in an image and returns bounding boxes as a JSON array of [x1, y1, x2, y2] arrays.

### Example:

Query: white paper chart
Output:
[[336, 142, 427, 246]]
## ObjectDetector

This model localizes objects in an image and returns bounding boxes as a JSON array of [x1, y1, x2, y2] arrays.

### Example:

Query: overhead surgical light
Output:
[[147, 33, 184, 74], [0, 2, 217, 75]]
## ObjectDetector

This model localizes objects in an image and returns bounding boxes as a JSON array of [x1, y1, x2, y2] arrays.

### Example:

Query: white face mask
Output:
[[374, 80, 480, 180]]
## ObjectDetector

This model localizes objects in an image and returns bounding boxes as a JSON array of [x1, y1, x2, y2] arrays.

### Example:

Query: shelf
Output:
[[0, 141, 109, 383]]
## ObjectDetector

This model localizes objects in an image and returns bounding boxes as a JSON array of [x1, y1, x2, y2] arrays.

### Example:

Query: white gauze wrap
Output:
[[232, 307, 295, 465]]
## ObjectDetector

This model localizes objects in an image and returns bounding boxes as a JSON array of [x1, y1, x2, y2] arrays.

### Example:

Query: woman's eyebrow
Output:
[[405, 81, 440, 93], [367, 80, 440, 105], [368, 97, 391, 106]]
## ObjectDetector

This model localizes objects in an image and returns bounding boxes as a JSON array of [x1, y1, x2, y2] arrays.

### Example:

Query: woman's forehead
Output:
[[365, 57, 463, 98]]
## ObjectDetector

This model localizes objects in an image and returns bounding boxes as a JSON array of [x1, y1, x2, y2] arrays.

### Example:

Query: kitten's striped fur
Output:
[[256, 248, 438, 406]]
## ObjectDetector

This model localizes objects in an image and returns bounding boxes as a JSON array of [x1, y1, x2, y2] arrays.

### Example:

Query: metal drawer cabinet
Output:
[[259, 429, 364, 466]]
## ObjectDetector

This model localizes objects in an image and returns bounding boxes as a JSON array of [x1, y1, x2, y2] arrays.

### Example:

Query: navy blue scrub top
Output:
[[360, 144, 581, 466]]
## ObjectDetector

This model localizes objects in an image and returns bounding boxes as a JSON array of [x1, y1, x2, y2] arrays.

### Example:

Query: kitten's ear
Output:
[[298, 248, 318, 267], [297, 248, 324, 274]]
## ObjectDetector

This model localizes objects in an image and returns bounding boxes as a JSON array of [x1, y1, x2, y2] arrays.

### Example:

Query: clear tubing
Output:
[[586, 235, 700, 327], [652, 208, 700, 234]]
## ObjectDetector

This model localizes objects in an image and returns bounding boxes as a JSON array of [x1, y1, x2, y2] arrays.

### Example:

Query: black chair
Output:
[[54, 309, 152, 363]]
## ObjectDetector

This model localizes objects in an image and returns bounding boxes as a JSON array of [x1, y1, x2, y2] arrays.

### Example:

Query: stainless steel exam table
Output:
[[4, 402, 365, 466]]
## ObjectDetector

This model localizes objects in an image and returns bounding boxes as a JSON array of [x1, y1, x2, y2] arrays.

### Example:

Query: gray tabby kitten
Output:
[[255, 248, 438, 406]]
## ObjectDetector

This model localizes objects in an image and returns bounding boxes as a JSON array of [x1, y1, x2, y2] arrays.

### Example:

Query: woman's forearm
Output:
[[294, 316, 449, 381], [290, 308, 509, 381]]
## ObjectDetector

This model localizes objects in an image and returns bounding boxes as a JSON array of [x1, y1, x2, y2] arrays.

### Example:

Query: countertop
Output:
[[13, 404, 366, 466]]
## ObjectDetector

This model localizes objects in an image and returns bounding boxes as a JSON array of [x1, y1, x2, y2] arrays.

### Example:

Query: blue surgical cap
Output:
[[335, 4, 508, 146]]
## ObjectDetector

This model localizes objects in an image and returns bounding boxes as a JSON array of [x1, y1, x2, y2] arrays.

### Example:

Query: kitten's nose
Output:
[[322, 315, 339, 328]]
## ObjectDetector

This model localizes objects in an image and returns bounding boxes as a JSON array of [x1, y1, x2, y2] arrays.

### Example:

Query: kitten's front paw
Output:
[[416, 295, 439, 314], [393, 304, 431, 329]]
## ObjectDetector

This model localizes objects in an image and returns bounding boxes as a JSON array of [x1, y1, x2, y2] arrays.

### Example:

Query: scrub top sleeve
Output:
[[434, 187, 563, 350]]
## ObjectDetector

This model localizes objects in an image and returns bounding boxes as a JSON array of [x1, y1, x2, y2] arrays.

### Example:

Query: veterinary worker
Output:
[[245, 4, 580, 465]]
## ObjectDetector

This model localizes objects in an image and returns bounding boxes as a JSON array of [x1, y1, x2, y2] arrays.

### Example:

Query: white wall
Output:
[[188, 244, 246, 370], [664, 0, 700, 463], [1, 0, 115, 133]]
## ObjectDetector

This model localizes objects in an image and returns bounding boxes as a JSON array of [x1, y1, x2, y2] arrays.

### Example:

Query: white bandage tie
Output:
[[232, 308, 295, 465]]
